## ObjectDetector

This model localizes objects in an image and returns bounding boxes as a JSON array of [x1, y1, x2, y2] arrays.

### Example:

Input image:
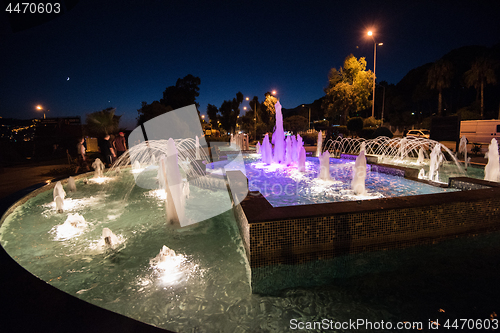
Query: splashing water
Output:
[[484, 138, 499, 182], [67, 176, 77, 192], [352, 150, 367, 195], [317, 151, 331, 181], [92, 158, 105, 178], [459, 135, 468, 170]]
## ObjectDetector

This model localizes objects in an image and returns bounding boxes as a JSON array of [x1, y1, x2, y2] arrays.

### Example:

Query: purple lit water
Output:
[[243, 156, 457, 207]]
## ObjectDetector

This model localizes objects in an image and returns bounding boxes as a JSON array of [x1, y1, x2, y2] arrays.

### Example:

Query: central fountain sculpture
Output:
[[258, 101, 305, 167]]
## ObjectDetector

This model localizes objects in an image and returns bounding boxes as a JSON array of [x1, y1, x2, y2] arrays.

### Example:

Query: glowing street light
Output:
[[36, 105, 48, 119], [272, 90, 277, 95], [367, 30, 383, 118]]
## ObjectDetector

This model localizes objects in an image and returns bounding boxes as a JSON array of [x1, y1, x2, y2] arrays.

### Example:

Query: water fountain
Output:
[[92, 158, 105, 178], [428, 143, 443, 182], [53, 181, 66, 213], [416, 147, 425, 164], [67, 176, 77, 192], [316, 131, 322, 157], [53, 181, 66, 200], [323, 136, 467, 183], [159, 140, 186, 227], [53, 213, 88, 240], [317, 151, 331, 181], [298, 146, 306, 172], [459, 135, 468, 170], [261, 134, 272, 164], [195, 135, 201, 160], [484, 138, 499, 182], [102, 227, 120, 249], [55, 196, 64, 213], [351, 150, 367, 195], [2, 105, 500, 333], [231, 133, 249, 151]]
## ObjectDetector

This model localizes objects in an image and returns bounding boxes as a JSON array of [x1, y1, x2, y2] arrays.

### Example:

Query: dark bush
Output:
[[347, 117, 364, 136], [372, 126, 393, 139], [205, 135, 230, 143], [359, 128, 374, 139], [301, 132, 318, 145]]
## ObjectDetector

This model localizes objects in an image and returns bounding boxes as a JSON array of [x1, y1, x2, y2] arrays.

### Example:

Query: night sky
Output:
[[1, 0, 499, 129]]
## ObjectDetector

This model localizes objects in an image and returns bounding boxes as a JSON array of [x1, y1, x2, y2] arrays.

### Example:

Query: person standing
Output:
[[114, 132, 127, 158], [99, 134, 116, 167], [75, 137, 90, 174]]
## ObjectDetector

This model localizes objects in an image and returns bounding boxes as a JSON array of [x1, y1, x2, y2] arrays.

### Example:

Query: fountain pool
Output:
[[1, 168, 500, 332], [206, 155, 458, 207]]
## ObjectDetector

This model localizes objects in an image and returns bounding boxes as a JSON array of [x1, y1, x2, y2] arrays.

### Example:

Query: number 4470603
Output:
[[5, 3, 61, 14]]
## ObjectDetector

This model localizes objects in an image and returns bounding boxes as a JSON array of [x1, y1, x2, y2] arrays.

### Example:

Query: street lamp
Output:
[[36, 105, 48, 119], [367, 30, 383, 118]]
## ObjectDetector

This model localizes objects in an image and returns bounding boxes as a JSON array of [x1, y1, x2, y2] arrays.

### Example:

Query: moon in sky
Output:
[[67, 77, 70, 81]]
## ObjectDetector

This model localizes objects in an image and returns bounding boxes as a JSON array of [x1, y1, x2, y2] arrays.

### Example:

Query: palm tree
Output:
[[85, 107, 121, 137], [464, 56, 498, 119], [427, 59, 453, 116]]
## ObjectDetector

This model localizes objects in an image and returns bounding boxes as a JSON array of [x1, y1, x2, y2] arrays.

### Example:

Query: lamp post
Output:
[[379, 84, 386, 123], [367, 31, 383, 118], [246, 96, 259, 141], [302, 104, 311, 130]]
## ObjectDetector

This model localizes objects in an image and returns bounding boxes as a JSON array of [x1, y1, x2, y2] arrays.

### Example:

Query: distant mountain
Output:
[[387, 43, 500, 121]]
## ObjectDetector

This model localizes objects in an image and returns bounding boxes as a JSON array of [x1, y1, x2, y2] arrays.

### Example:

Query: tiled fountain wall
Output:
[[226, 171, 500, 294]]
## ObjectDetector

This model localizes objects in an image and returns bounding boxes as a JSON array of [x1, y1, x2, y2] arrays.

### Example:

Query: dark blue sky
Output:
[[1, 0, 499, 129]]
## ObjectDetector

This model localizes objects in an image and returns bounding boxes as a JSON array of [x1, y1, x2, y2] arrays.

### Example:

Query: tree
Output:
[[427, 59, 453, 116], [263, 92, 278, 115], [160, 74, 201, 112], [284, 115, 308, 133], [86, 107, 121, 137], [219, 92, 243, 133], [136, 101, 172, 125], [464, 56, 498, 118], [236, 113, 254, 135], [206, 104, 219, 126], [322, 55, 374, 125]]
